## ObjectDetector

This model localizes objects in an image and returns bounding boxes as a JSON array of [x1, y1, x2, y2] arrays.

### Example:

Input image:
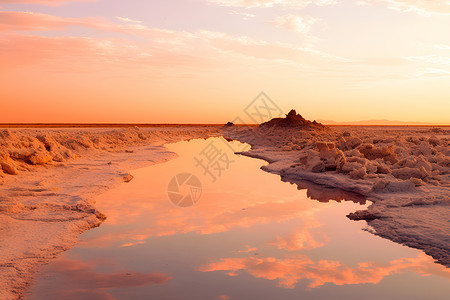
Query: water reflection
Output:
[[199, 253, 448, 289], [34, 258, 170, 300], [281, 177, 367, 205], [28, 138, 450, 300]]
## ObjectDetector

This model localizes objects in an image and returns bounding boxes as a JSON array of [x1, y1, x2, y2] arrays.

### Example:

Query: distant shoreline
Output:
[[0, 123, 227, 128], [0, 123, 449, 128]]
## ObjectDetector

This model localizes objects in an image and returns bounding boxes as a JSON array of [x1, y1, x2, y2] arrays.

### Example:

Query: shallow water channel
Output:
[[28, 138, 450, 300]]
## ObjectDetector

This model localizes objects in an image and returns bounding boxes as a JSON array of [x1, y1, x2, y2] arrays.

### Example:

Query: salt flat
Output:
[[0, 122, 449, 299]]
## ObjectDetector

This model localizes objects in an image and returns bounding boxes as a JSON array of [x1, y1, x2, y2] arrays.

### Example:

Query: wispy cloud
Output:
[[199, 253, 449, 289], [40, 258, 171, 299], [0, 0, 96, 5], [405, 54, 450, 65], [116, 17, 143, 24], [228, 11, 256, 20], [436, 44, 450, 50], [357, 0, 450, 16], [406, 54, 450, 78], [0, 10, 348, 76], [0, 11, 334, 69], [198, 30, 348, 64], [414, 68, 450, 77], [0, 11, 148, 33], [268, 14, 318, 34], [205, 0, 337, 9]]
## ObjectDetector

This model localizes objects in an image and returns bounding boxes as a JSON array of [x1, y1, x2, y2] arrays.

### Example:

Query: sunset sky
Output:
[[1, 0, 449, 124]]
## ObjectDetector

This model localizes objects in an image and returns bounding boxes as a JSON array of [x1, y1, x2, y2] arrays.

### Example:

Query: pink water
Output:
[[28, 138, 450, 300]]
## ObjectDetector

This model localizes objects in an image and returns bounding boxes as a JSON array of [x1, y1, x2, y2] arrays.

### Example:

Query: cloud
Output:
[[268, 231, 323, 251], [205, 0, 337, 9], [78, 188, 325, 250], [36, 258, 171, 299], [0, 15, 347, 76], [414, 68, 450, 77], [198, 30, 348, 64], [228, 11, 256, 20], [116, 16, 143, 24], [0, 0, 95, 5], [0, 33, 208, 73], [0, 34, 110, 68], [0, 11, 149, 33], [359, 57, 408, 66], [0, 11, 99, 32], [119, 241, 146, 247], [199, 253, 449, 289], [0, 11, 345, 65], [357, 0, 450, 15], [266, 214, 327, 251], [436, 44, 450, 50], [267, 229, 327, 251], [0, 12, 219, 71], [405, 54, 450, 65], [0, 9, 349, 77], [234, 245, 259, 253], [267, 14, 318, 34]]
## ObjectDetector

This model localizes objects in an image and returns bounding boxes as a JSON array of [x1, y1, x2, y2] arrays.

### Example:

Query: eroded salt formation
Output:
[[223, 111, 450, 267]]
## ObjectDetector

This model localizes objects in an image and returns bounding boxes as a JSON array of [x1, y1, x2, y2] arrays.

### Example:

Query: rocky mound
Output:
[[259, 109, 327, 130], [223, 122, 234, 128]]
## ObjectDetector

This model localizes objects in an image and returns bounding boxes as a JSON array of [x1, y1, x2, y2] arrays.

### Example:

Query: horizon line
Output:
[[1, 123, 449, 128]]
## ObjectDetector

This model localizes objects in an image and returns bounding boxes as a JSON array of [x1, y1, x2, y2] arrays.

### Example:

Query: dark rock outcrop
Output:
[[259, 109, 327, 130]]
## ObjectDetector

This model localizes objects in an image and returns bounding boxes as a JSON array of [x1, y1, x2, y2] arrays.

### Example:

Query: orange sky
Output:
[[0, 0, 449, 124]]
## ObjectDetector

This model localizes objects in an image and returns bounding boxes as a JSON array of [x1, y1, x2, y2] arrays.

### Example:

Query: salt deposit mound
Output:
[[259, 109, 327, 130], [223, 122, 235, 128]]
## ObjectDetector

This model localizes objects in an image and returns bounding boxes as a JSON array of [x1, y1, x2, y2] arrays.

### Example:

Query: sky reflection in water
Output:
[[28, 138, 450, 300]]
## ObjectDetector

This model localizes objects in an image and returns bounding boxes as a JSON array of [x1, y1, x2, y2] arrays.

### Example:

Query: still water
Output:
[[28, 138, 449, 300]]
